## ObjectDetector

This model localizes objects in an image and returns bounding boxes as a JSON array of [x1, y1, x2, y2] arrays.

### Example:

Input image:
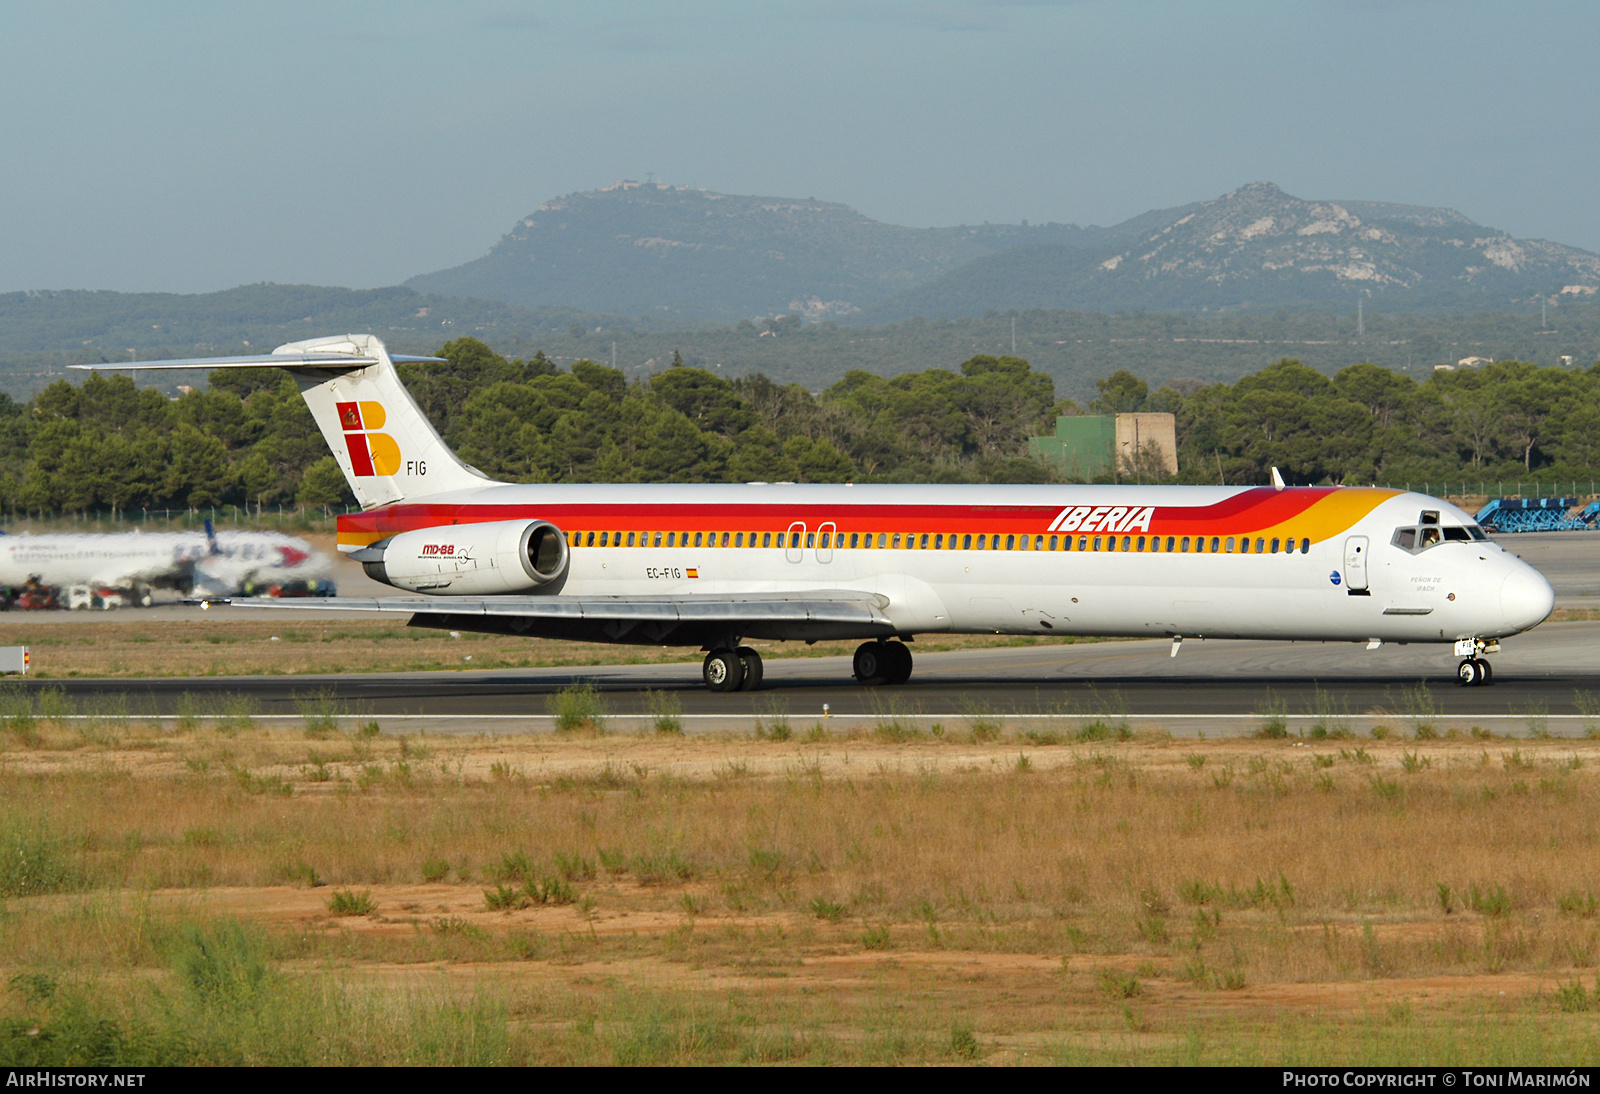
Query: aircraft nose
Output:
[[1500, 565, 1555, 633]]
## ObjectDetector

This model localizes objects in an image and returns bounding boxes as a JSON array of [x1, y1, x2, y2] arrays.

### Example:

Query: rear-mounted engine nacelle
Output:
[[358, 519, 568, 594]]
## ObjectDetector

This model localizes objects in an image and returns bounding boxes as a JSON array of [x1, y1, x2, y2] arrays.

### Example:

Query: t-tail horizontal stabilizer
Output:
[[71, 335, 490, 509]]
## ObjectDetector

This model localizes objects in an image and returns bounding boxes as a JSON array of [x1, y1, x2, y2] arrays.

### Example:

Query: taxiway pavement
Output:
[[15, 619, 1600, 738]]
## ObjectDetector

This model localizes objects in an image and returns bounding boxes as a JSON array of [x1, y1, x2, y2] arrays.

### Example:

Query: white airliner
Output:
[[76, 334, 1554, 688], [0, 521, 330, 607]]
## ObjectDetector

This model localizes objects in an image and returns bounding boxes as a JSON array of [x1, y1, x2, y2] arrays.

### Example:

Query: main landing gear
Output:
[[703, 646, 763, 692], [853, 640, 913, 686]]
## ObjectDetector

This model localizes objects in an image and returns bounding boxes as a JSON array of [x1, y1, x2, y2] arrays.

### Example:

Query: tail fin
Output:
[[72, 334, 493, 509], [272, 334, 490, 507], [203, 518, 220, 554]]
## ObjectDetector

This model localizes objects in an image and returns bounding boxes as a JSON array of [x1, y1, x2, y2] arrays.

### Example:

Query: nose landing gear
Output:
[[1453, 637, 1499, 687]]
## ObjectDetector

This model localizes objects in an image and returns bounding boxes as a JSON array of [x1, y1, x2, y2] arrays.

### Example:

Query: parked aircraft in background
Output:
[[77, 335, 1554, 688], [0, 521, 332, 609]]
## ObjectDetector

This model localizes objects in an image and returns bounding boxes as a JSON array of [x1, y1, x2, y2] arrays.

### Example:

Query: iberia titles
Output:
[[1048, 505, 1155, 534]]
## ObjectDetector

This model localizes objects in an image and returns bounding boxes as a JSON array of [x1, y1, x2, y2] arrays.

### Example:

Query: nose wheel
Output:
[[1457, 657, 1493, 687]]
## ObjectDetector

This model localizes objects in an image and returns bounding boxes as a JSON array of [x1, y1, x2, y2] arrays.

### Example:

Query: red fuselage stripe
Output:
[[338, 487, 1366, 540]]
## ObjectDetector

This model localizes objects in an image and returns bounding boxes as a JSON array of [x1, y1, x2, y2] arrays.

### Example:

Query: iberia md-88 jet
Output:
[[77, 335, 1555, 691]]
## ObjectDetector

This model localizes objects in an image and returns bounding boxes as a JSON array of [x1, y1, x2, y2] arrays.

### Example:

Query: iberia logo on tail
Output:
[[337, 401, 401, 477]]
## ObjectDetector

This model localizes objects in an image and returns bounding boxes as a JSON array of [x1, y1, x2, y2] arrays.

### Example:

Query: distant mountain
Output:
[[408, 181, 1600, 322], [0, 283, 605, 359], [863, 182, 1600, 319], [405, 182, 1132, 322]]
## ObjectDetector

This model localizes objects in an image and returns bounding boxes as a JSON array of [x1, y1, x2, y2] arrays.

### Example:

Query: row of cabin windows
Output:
[[567, 529, 1314, 555]]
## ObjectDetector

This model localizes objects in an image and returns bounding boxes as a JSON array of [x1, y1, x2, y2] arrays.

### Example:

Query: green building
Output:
[[1029, 413, 1179, 480], [1028, 416, 1117, 479]]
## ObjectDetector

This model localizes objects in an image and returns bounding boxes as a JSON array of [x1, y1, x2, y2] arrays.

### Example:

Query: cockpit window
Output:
[[1392, 523, 1485, 553]]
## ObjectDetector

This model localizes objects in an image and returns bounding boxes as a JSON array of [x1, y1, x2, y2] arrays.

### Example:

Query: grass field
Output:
[[5, 711, 1600, 1065]]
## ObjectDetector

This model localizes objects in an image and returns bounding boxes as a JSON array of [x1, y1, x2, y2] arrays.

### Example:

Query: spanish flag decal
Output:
[[686, 568, 699, 579]]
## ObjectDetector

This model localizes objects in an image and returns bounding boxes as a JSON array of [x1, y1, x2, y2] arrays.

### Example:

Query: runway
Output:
[[16, 618, 1600, 737]]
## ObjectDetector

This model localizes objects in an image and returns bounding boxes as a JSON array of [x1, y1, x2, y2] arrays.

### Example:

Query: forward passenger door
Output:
[[1343, 536, 1370, 594]]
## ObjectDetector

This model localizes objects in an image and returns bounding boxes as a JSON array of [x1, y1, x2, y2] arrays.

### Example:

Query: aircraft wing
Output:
[[227, 592, 897, 644]]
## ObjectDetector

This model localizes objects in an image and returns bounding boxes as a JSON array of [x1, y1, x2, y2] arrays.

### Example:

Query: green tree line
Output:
[[0, 338, 1596, 516], [1113, 357, 1600, 488]]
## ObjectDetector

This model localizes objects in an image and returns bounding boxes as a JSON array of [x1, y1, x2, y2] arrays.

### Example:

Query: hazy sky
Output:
[[4, 1, 1597, 294]]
